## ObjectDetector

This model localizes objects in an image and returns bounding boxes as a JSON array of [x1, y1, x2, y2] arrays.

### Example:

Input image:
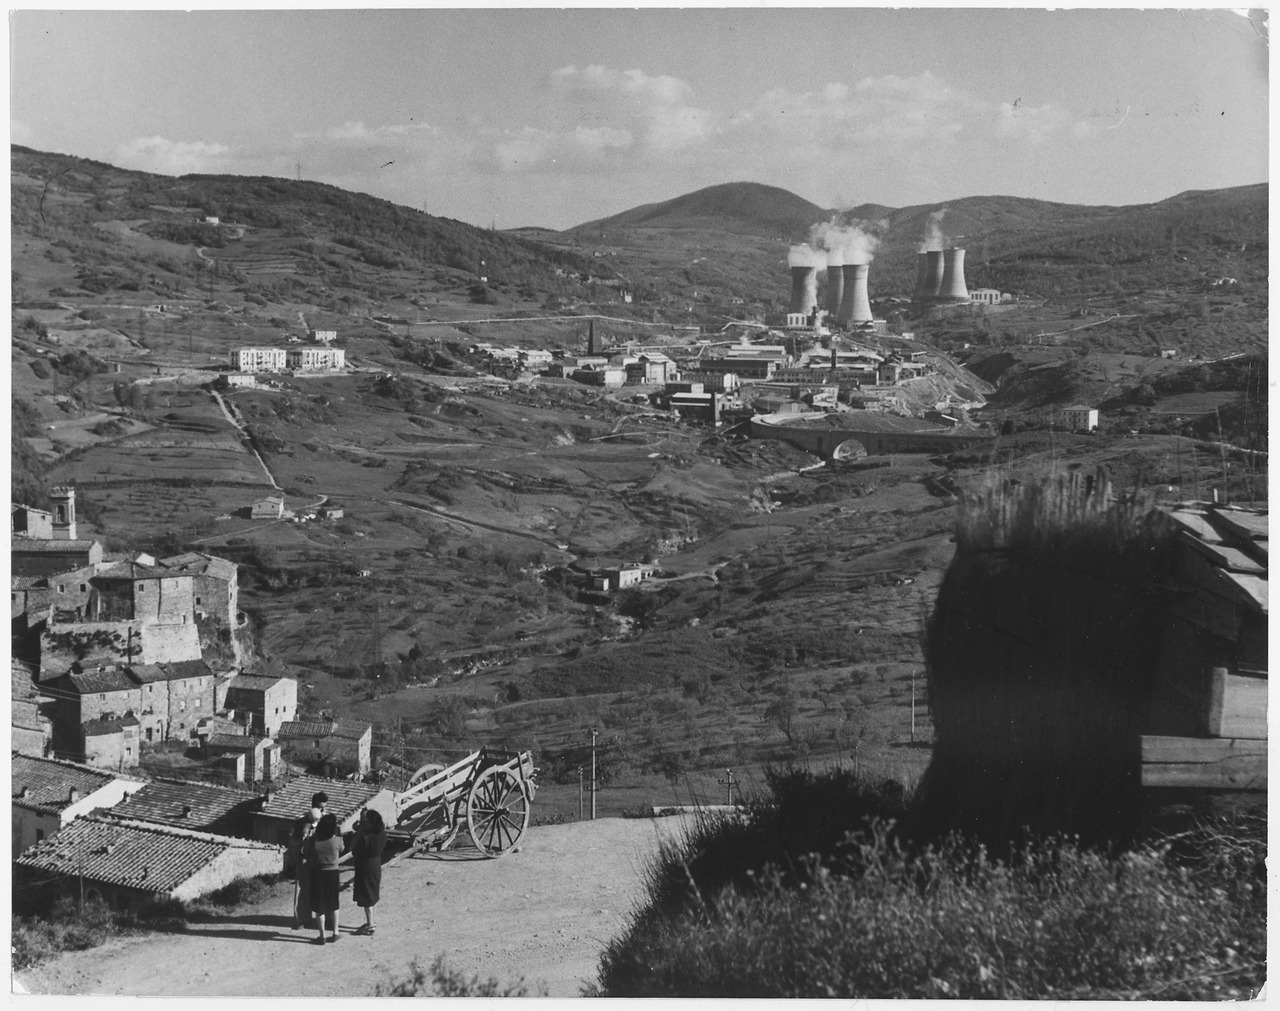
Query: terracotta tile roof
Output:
[[111, 780, 263, 837], [159, 552, 238, 582], [12, 753, 140, 813], [277, 720, 335, 739], [258, 775, 380, 823], [126, 661, 214, 685], [11, 539, 100, 553], [207, 734, 266, 751], [328, 722, 372, 742], [93, 560, 172, 581], [15, 815, 280, 895], [68, 669, 137, 695], [224, 674, 290, 693], [83, 715, 140, 736]]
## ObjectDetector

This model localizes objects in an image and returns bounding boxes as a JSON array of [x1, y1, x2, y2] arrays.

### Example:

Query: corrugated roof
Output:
[[258, 775, 379, 823], [112, 780, 263, 837], [16, 815, 279, 894], [12, 753, 139, 812]]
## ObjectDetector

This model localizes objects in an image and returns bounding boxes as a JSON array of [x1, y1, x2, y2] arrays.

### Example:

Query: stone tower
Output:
[[50, 485, 76, 540]]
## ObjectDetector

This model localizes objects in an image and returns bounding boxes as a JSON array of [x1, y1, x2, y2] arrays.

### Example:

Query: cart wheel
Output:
[[466, 766, 531, 857]]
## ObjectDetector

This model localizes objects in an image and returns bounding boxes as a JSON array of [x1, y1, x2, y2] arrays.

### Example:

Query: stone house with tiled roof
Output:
[[45, 660, 218, 759], [15, 815, 284, 909], [82, 714, 141, 770], [205, 734, 280, 783], [222, 673, 297, 736], [253, 774, 394, 847], [11, 753, 145, 854], [277, 719, 373, 775], [110, 779, 264, 838]]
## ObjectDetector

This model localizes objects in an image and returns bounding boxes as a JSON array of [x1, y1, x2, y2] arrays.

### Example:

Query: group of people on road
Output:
[[290, 791, 388, 945]]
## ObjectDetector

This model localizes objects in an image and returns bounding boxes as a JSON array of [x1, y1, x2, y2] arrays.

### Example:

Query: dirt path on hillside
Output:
[[15, 816, 693, 998]]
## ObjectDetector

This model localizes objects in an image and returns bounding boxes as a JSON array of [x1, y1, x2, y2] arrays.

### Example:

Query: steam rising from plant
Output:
[[920, 209, 950, 252], [790, 214, 886, 270]]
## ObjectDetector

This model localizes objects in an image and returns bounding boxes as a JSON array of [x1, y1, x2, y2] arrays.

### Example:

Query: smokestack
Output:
[[825, 257, 844, 316], [587, 319, 595, 356], [924, 251, 945, 301], [912, 253, 931, 302], [840, 264, 873, 325], [939, 248, 969, 302], [789, 267, 819, 314]]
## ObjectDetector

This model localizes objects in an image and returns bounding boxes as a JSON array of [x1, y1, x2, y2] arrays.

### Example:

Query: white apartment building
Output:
[[231, 348, 287, 372], [286, 347, 346, 371]]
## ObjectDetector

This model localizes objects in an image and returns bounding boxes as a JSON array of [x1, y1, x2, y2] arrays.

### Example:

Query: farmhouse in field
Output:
[[251, 495, 285, 519], [1061, 405, 1099, 432]]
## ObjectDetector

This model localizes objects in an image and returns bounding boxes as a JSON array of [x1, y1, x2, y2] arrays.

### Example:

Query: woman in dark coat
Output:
[[308, 812, 345, 944], [351, 808, 388, 935]]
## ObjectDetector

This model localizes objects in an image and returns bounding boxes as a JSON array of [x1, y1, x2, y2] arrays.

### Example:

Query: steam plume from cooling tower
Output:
[[919, 208, 950, 253]]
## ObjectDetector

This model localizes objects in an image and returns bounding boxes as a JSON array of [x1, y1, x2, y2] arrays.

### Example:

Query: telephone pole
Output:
[[717, 768, 737, 806], [577, 767, 584, 821], [590, 728, 598, 820]]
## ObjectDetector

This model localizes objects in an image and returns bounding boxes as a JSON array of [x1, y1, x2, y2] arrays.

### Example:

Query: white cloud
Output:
[[113, 136, 233, 175]]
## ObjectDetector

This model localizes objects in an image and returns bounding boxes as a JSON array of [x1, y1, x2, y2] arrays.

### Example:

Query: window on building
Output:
[[57, 584, 65, 593], [196, 596, 202, 605], [125, 747, 132, 757], [100, 694, 106, 702], [80, 584, 87, 592], [194, 699, 201, 707], [179, 700, 185, 710]]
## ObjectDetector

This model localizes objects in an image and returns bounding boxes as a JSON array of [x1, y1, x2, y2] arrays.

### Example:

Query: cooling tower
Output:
[[840, 264, 873, 324], [924, 251, 945, 300], [912, 252, 931, 302], [939, 247, 969, 302], [825, 262, 844, 316], [789, 266, 819, 314]]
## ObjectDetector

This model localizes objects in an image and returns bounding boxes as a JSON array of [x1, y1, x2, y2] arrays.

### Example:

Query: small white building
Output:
[[1061, 406, 1099, 432], [308, 330, 337, 344], [970, 288, 1002, 305]]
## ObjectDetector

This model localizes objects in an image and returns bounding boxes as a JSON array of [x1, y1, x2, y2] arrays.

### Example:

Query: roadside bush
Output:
[[599, 824, 1264, 999], [596, 768, 1265, 999], [377, 955, 545, 996]]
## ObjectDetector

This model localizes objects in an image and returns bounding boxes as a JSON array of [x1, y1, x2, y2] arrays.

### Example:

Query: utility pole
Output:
[[717, 768, 737, 806], [577, 767, 584, 821], [590, 728, 598, 820], [911, 670, 917, 742]]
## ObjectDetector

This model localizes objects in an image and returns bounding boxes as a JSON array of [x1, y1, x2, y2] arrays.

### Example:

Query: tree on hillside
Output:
[[763, 684, 798, 744]]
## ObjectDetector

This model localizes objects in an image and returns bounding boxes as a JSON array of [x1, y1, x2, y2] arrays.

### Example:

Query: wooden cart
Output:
[[391, 747, 537, 858]]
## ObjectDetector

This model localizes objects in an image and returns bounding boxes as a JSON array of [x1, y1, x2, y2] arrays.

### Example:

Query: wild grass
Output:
[[596, 771, 1265, 999], [376, 955, 547, 997]]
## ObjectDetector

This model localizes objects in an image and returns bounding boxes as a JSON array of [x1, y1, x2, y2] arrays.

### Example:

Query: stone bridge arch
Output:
[[830, 437, 869, 461]]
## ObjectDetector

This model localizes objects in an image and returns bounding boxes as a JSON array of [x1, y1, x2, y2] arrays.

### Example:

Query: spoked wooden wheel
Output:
[[466, 766, 531, 857]]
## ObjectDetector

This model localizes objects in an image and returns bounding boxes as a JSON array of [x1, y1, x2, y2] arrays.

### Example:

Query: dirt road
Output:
[[16, 815, 693, 998]]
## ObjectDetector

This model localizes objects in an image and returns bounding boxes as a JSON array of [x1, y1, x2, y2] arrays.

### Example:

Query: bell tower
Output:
[[50, 485, 77, 540]]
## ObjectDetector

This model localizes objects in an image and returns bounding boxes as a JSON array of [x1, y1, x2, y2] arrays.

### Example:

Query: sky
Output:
[[9, 8, 1269, 230]]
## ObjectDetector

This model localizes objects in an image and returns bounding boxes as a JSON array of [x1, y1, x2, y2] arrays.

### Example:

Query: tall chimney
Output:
[[842, 264, 873, 325], [939, 248, 969, 302], [825, 261, 844, 317], [924, 251, 945, 301], [587, 318, 595, 356], [789, 267, 819, 315], [912, 252, 931, 302]]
